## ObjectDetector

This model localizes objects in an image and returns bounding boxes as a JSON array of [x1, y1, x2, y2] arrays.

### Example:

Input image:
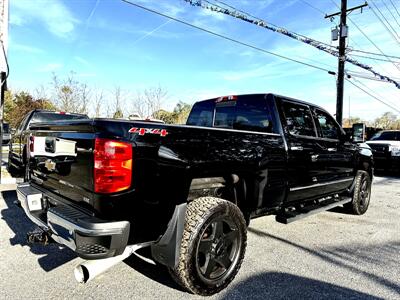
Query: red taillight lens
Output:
[[29, 136, 35, 152], [94, 138, 132, 194]]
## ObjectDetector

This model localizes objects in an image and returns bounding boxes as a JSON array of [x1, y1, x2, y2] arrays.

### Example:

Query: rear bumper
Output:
[[17, 183, 130, 259]]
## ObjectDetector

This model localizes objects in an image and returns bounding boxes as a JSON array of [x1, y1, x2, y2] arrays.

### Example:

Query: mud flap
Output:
[[151, 203, 187, 268]]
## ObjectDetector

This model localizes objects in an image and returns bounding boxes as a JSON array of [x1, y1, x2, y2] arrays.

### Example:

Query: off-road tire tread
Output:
[[345, 170, 371, 215], [169, 197, 247, 296]]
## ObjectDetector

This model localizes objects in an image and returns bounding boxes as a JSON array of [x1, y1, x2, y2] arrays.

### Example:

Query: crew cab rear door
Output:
[[278, 99, 327, 202]]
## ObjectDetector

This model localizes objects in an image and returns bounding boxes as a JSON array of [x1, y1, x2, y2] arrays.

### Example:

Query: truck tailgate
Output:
[[29, 121, 96, 206]]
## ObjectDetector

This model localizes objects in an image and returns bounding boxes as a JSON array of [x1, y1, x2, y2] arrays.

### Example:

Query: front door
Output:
[[311, 108, 355, 194]]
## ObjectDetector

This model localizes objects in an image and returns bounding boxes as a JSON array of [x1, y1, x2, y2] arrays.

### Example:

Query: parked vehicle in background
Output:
[[366, 130, 400, 171], [8, 110, 88, 176], [2, 122, 11, 145], [17, 94, 373, 295]]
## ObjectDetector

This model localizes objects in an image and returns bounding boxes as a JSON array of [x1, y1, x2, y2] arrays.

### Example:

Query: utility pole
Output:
[[325, 1, 368, 126]]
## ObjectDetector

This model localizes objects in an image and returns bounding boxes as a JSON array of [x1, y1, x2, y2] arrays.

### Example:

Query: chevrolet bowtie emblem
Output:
[[44, 159, 56, 171]]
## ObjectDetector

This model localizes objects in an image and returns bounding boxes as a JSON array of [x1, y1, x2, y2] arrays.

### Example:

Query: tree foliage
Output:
[[132, 86, 167, 119], [154, 101, 192, 124], [51, 72, 90, 114], [371, 112, 398, 129], [4, 90, 56, 128]]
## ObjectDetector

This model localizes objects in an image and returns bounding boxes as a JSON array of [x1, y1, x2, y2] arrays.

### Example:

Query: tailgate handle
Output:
[[45, 137, 56, 153]]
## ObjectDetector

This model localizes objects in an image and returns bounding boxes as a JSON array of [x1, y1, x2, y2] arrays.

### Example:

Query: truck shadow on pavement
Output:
[[247, 227, 400, 296], [123, 248, 185, 292], [222, 272, 381, 300], [1, 188, 184, 291], [1, 189, 77, 272]]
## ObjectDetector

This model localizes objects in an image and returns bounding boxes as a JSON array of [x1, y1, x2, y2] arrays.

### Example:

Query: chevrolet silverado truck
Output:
[[8, 109, 88, 177], [366, 130, 400, 172], [17, 94, 373, 295]]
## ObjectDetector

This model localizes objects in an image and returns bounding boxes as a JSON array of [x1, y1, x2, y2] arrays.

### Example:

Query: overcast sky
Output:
[[8, 0, 400, 120]]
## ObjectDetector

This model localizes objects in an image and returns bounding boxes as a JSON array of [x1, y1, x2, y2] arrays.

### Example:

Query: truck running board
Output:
[[275, 197, 352, 224]]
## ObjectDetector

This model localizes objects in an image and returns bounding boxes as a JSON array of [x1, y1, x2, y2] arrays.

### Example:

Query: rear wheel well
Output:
[[187, 175, 250, 225]]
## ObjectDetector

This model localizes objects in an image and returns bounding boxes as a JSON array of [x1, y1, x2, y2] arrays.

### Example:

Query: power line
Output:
[[389, 0, 400, 19], [347, 16, 400, 73], [185, 0, 400, 89], [369, 0, 400, 45], [346, 71, 400, 108], [210, 0, 337, 51], [348, 48, 400, 60], [347, 52, 400, 63], [120, 0, 334, 74], [299, 0, 326, 15], [329, 0, 400, 73], [382, 0, 400, 31], [347, 70, 400, 82], [345, 77, 400, 114]]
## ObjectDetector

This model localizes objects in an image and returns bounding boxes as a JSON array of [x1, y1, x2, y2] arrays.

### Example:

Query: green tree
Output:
[[4, 90, 56, 128], [153, 109, 175, 124], [172, 101, 192, 124], [113, 108, 123, 119]]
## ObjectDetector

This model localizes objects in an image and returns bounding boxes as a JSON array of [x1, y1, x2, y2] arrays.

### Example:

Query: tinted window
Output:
[[186, 100, 213, 127], [370, 131, 398, 141], [30, 112, 88, 124], [282, 101, 316, 137], [2, 123, 9, 133], [314, 109, 339, 139], [187, 96, 276, 133], [234, 97, 274, 133]]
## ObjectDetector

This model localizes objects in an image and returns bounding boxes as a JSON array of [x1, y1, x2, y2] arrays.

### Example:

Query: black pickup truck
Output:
[[17, 94, 373, 295], [8, 109, 88, 177]]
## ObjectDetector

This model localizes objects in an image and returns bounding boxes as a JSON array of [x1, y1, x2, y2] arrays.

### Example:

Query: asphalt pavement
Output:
[[1, 174, 399, 299]]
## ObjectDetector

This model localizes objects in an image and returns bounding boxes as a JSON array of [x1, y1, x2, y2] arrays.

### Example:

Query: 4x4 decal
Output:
[[129, 127, 168, 137]]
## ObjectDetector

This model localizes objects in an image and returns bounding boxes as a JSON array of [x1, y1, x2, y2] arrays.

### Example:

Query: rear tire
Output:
[[345, 171, 371, 215], [169, 197, 247, 296]]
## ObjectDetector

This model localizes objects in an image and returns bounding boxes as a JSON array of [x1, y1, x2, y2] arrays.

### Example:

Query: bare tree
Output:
[[93, 89, 104, 118], [112, 86, 125, 118], [51, 72, 91, 114], [131, 85, 167, 118]]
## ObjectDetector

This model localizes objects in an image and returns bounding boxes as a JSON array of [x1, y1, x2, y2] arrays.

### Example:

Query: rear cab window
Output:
[[187, 95, 277, 134]]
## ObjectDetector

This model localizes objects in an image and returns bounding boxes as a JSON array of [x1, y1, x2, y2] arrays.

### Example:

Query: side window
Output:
[[186, 100, 213, 127], [314, 109, 340, 140], [234, 97, 275, 133], [282, 101, 316, 137]]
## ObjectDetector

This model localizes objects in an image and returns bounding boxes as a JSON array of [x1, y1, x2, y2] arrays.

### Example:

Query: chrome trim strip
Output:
[[290, 178, 354, 192]]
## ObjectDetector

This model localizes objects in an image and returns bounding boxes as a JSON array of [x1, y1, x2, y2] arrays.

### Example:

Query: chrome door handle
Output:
[[327, 148, 337, 152], [290, 146, 304, 151]]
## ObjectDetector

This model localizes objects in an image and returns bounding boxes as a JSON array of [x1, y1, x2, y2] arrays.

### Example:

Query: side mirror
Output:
[[352, 123, 366, 143]]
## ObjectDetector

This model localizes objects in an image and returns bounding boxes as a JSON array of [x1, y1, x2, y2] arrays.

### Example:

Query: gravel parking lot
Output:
[[1, 174, 399, 299]]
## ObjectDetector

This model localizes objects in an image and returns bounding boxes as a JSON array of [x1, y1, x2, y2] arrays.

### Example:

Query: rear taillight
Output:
[[94, 138, 132, 194], [29, 136, 35, 152]]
